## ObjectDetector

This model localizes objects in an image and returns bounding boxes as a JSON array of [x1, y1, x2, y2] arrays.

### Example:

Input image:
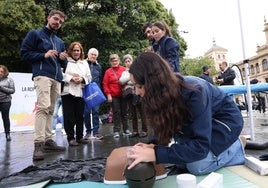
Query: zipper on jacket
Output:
[[50, 35, 59, 80], [213, 118, 232, 132]]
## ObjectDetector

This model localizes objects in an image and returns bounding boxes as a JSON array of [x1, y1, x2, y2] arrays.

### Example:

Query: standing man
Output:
[[142, 22, 154, 51], [200, 65, 213, 84], [21, 10, 67, 160], [216, 61, 236, 86], [142, 22, 154, 45], [83, 48, 104, 140]]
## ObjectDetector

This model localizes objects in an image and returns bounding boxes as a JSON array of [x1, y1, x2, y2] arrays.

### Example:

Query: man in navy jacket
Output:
[[21, 10, 67, 160]]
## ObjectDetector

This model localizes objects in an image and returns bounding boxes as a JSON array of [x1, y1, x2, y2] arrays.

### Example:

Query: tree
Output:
[[180, 57, 216, 77], [0, 0, 44, 72], [1, 0, 187, 72], [35, 0, 187, 69]]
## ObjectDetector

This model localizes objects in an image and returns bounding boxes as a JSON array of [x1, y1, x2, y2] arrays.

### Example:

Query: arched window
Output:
[[250, 65, 255, 75], [256, 63, 260, 73], [262, 59, 268, 71]]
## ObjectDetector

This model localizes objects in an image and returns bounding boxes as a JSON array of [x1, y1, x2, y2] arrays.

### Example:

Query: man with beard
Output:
[[21, 10, 68, 160]]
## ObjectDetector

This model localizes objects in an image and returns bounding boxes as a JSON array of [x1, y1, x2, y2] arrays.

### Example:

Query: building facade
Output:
[[236, 20, 268, 84], [204, 20, 268, 108]]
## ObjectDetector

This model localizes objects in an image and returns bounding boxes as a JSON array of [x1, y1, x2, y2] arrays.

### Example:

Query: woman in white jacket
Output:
[[61, 42, 92, 146]]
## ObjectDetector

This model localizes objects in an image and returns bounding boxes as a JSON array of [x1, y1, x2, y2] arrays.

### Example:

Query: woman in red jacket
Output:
[[102, 54, 131, 138]]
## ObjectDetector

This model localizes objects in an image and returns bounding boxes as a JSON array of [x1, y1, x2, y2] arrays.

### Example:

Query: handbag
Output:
[[82, 82, 106, 110], [122, 87, 134, 98]]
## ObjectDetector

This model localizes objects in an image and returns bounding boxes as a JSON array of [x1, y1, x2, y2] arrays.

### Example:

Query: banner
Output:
[[0, 73, 36, 133]]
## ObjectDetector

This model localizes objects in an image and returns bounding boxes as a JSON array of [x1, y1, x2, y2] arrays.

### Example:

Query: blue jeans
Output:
[[186, 138, 245, 175], [0, 101, 11, 134], [52, 97, 64, 130], [84, 105, 100, 135]]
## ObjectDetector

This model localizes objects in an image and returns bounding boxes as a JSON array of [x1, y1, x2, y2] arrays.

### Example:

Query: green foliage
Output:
[[0, 0, 44, 72], [1, 0, 187, 72], [181, 57, 216, 77], [1, 0, 189, 113]]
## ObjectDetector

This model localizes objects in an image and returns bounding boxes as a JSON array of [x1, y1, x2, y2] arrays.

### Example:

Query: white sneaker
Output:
[[123, 130, 132, 136], [113, 132, 120, 138], [61, 129, 66, 136], [52, 130, 56, 135]]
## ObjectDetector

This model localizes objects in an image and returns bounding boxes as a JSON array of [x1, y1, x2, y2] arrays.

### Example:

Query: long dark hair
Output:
[[129, 52, 190, 145]]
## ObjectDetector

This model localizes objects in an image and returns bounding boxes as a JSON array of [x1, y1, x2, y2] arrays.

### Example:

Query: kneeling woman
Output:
[[127, 52, 245, 175]]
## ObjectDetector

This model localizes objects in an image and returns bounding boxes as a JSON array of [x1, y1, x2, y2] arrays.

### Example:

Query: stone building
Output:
[[203, 20, 268, 107], [204, 38, 228, 72], [236, 20, 268, 84]]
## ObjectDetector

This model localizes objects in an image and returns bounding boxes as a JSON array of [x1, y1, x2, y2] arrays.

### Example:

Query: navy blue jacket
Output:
[[152, 36, 180, 72], [155, 76, 243, 164], [21, 27, 67, 82], [200, 73, 214, 84], [87, 60, 102, 88]]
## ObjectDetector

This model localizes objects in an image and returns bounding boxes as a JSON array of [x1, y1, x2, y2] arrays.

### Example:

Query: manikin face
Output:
[[130, 74, 145, 97], [46, 14, 65, 31]]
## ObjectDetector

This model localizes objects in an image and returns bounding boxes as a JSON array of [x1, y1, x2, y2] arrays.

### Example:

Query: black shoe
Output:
[[77, 138, 89, 144], [44, 139, 66, 151], [69, 139, 79, 146], [33, 142, 44, 160], [6, 133, 11, 142]]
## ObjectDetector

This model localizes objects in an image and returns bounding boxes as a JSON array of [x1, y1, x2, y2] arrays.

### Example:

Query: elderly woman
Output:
[[0, 65, 15, 141], [102, 54, 131, 138]]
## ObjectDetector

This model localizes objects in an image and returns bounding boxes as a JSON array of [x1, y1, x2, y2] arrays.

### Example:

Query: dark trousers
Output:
[[111, 97, 128, 133], [0, 101, 11, 134], [126, 97, 147, 133], [84, 104, 100, 135], [62, 94, 85, 142]]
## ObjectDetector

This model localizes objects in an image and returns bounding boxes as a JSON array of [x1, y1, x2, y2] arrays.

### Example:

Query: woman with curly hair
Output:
[[126, 52, 245, 175]]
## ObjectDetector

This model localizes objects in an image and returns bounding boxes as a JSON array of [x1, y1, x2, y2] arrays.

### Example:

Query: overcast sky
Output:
[[160, 0, 268, 63]]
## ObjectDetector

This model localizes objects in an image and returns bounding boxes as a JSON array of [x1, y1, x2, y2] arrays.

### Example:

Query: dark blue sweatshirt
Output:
[[21, 27, 67, 82], [154, 76, 243, 164]]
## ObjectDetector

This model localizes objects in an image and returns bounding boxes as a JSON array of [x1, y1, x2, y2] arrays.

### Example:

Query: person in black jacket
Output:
[[21, 10, 67, 160], [200, 65, 213, 84], [216, 61, 236, 85]]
